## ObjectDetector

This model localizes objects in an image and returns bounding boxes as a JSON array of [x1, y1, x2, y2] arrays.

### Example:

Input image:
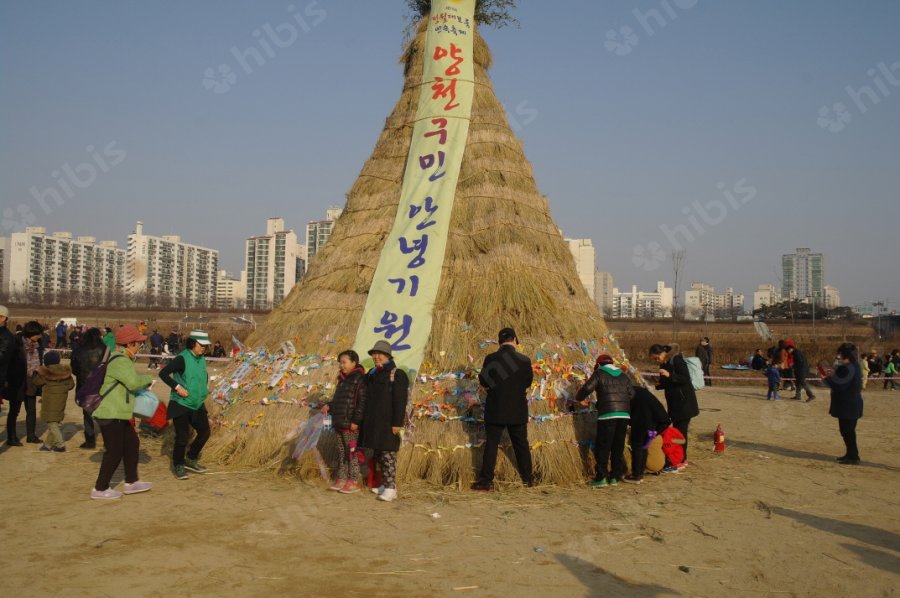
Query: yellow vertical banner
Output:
[[354, 0, 476, 374]]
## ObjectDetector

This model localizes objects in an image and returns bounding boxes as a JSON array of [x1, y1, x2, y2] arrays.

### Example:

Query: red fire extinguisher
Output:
[[714, 424, 726, 454]]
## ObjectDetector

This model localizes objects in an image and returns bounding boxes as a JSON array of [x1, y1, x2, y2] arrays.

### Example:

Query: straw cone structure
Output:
[[250, 21, 606, 362], [205, 20, 629, 486]]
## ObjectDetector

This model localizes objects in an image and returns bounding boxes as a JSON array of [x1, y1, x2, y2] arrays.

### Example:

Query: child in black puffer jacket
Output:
[[321, 350, 367, 494]]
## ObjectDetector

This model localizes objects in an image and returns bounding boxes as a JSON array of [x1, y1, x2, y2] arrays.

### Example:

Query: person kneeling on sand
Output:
[[624, 386, 671, 484], [91, 325, 155, 500], [321, 350, 368, 494], [33, 351, 74, 453], [160, 330, 212, 480], [359, 341, 409, 502]]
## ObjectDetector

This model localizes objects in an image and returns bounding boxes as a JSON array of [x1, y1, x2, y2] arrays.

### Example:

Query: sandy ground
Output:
[[1, 373, 898, 598]]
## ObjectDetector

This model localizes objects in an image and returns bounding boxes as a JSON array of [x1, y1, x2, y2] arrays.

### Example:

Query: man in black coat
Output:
[[0, 306, 15, 401], [472, 328, 534, 491], [0, 306, 28, 446], [751, 349, 767, 371], [696, 337, 712, 386], [787, 341, 816, 402]]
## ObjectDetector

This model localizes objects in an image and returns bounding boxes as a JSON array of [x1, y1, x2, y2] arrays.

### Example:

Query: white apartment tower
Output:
[[612, 281, 674, 319], [566, 238, 597, 301], [245, 218, 301, 310], [305, 207, 343, 268], [1, 227, 126, 305], [684, 282, 717, 320], [216, 270, 247, 310], [595, 271, 615, 316], [127, 222, 218, 309], [753, 284, 781, 311], [782, 248, 824, 303], [824, 285, 841, 309], [685, 282, 745, 320]]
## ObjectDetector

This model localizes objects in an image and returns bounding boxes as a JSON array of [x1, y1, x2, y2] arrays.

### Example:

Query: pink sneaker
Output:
[[91, 488, 123, 500], [339, 481, 361, 494], [123, 481, 153, 495], [329, 479, 347, 491]]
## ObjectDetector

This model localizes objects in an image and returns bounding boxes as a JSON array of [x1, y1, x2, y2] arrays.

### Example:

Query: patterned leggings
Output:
[[375, 450, 397, 489], [335, 429, 361, 482]]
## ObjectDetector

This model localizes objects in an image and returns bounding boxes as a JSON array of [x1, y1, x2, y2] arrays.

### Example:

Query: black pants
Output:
[[480, 423, 532, 484], [838, 418, 859, 460], [794, 372, 815, 400], [631, 448, 648, 478], [95, 419, 140, 490], [83, 409, 96, 442], [6, 395, 37, 440], [593, 419, 628, 480], [673, 418, 691, 461], [703, 365, 712, 386], [781, 369, 795, 390], [172, 405, 210, 466]]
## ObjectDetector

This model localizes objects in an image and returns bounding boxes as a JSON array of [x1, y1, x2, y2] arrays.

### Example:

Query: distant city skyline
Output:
[[1, 221, 869, 312], [2, 2, 899, 307]]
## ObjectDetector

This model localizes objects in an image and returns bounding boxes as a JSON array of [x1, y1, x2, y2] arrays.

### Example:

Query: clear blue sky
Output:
[[2, 1, 899, 308]]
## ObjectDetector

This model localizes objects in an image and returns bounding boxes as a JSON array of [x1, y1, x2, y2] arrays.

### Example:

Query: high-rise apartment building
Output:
[[753, 283, 781, 311], [566, 238, 596, 301], [305, 207, 343, 268], [685, 282, 745, 320], [245, 218, 302, 310], [595, 271, 615, 316], [612, 281, 673, 319], [216, 270, 247, 310], [782, 248, 824, 303], [127, 222, 218, 309], [0, 227, 126, 305]]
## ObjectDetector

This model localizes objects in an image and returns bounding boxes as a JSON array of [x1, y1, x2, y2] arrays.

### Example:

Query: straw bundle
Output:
[[205, 20, 629, 486]]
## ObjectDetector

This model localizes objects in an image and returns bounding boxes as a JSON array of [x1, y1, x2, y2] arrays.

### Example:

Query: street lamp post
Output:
[[811, 292, 816, 338], [873, 301, 884, 340]]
